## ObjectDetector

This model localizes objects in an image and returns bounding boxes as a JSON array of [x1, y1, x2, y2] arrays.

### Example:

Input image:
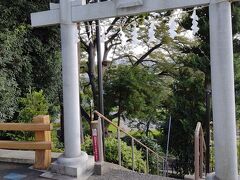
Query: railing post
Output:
[[157, 155, 159, 175], [98, 117, 104, 162], [33, 115, 51, 169], [200, 131, 204, 178], [146, 148, 149, 174], [92, 118, 104, 163], [195, 125, 200, 180], [162, 158, 165, 176], [117, 127, 121, 166], [131, 138, 134, 171], [91, 121, 100, 162]]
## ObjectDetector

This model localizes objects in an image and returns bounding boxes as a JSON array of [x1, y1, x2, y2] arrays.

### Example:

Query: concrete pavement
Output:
[[0, 162, 46, 180], [0, 149, 178, 180]]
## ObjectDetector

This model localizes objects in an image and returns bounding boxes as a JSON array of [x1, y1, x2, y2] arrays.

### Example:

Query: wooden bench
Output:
[[0, 115, 52, 169]]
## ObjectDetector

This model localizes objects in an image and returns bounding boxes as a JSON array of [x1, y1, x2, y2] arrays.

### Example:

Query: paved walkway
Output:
[[0, 149, 62, 164], [0, 162, 177, 180], [0, 149, 178, 180], [0, 162, 45, 180]]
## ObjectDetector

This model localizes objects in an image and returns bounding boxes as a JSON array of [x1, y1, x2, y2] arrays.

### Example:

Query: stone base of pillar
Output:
[[41, 152, 94, 180], [206, 173, 217, 180], [206, 172, 240, 180]]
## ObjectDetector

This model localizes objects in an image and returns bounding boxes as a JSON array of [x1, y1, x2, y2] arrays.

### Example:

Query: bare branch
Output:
[[133, 43, 163, 66]]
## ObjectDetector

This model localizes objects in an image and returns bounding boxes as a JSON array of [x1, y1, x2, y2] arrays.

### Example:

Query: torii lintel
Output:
[[31, 0, 219, 28]]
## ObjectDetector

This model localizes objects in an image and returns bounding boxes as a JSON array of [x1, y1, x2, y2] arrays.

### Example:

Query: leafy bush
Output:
[[18, 89, 49, 123], [7, 90, 49, 141], [0, 71, 19, 122], [123, 133, 164, 174], [51, 123, 64, 152], [82, 136, 146, 172]]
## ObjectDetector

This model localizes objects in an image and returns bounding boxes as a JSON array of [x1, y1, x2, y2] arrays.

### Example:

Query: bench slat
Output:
[[0, 123, 52, 131], [0, 141, 52, 150]]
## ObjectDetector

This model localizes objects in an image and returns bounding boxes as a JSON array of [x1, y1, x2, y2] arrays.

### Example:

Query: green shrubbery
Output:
[[82, 136, 146, 172], [6, 90, 49, 141], [18, 90, 49, 123], [51, 123, 64, 153], [123, 132, 164, 174]]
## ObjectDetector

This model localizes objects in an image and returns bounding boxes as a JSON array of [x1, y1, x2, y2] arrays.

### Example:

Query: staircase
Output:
[[88, 162, 177, 180], [92, 111, 171, 178]]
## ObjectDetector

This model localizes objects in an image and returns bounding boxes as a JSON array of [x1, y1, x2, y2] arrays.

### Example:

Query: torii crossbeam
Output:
[[31, 0, 239, 179]]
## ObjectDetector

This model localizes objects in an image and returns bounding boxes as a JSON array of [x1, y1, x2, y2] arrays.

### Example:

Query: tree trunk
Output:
[[146, 120, 151, 137], [117, 111, 121, 127], [87, 42, 98, 108]]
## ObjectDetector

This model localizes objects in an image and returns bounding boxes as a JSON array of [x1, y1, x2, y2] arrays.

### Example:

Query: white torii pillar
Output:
[[209, 1, 238, 179], [59, 0, 81, 159], [53, 0, 95, 178], [31, 0, 94, 178]]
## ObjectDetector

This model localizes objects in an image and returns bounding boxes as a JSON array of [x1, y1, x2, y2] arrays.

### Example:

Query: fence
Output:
[[0, 115, 52, 169]]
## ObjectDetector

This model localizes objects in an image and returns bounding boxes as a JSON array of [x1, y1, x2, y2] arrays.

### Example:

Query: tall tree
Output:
[[0, 0, 62, 119]]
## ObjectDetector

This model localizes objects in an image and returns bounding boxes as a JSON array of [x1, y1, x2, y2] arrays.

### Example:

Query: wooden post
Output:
[[33, 115, 51, 169]]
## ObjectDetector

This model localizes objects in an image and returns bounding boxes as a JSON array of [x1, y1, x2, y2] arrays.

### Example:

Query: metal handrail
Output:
[[194, 122, 206, 180], [94, 110, 165, 175]]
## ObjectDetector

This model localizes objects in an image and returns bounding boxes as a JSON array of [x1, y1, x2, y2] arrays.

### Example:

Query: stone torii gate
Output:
[[31, 0, 239, 179]]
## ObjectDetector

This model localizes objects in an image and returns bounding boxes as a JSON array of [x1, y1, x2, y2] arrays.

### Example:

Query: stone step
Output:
[[89, 162, 177, 180]]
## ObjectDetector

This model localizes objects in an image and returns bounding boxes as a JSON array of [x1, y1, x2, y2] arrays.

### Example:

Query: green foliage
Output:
[[234, 54, 240, 119], [18, 90, 49, 123], [107, 119, 118, 134], [81, 136, 93, 155], [124, 132, 164, 174], [82, 136, 146, 172], [104, 65, 167, 127], [164, 65, 205, 175], [0, 26, 28, 122], [7, 90, 49, 141], [106, 137, 146, 172], [0, 0, 61, 121], [0, 71, 19, 121], [51, 123, 64, 153]]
